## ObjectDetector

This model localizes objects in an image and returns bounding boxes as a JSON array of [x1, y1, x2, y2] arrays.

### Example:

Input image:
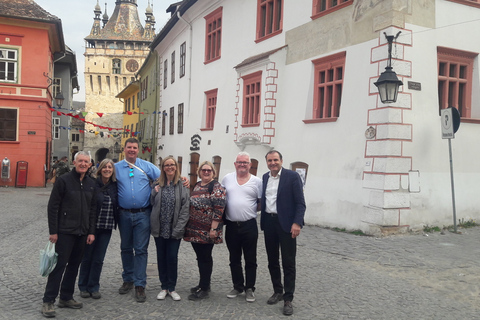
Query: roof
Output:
[[85, 1, 149, 42], [0, 0, 64, 52], [234, 46, 288, 69]]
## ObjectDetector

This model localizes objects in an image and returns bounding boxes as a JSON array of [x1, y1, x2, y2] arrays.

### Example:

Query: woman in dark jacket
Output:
[[78, 158, 118, 299], [151, 156, 190, 301]]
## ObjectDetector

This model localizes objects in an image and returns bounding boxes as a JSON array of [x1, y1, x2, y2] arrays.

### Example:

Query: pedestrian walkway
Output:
[[1, 185, 480, 319]]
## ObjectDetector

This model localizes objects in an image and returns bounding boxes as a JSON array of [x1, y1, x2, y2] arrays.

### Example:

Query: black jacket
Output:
[[47, 168, 97, 235], [95, 176, 119, 229]]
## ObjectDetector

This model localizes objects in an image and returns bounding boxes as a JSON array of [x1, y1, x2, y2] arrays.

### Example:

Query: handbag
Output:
[[39, 241, 58, 277]]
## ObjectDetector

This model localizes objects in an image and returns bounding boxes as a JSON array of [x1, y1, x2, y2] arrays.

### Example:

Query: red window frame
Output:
[[312, 0, 353, 20], [446, 0, 480, 8], [306, 51, 345, 123], [242, 71, 262, 126], [204, 7, 222, 64], [256, 0, 283, 43], [437, 47, 477, 119], [204, 89, 218, 130]]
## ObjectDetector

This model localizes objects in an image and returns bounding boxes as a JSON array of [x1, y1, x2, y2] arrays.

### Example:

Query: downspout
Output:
[[177, 11, 193, 116]]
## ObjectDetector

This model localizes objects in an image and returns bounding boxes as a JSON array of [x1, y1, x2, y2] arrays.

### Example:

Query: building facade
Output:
[[146, 0, 480, 235], [83, 0, 156, 163], [0, 0, 71, 187]]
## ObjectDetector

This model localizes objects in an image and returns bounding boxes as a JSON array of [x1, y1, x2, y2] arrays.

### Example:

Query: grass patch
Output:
[[423, 219, 478, 233], [423, 225, 441, 233], [330, 227, 369, 236]]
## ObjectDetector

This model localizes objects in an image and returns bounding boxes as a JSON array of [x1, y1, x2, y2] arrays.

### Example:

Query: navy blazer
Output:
[[260, 167, 306, 233]]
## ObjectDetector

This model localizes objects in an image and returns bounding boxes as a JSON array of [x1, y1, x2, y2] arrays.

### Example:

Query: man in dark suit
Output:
[[260, 150, 306, 316]]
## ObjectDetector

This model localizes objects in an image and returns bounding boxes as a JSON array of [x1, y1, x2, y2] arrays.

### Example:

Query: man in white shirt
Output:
[[222, 152, 262, 303]]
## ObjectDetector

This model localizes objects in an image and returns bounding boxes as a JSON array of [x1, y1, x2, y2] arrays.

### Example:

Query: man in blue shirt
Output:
[[115, 138, 160, 302]]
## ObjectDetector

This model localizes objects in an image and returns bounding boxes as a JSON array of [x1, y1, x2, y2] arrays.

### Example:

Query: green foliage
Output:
[[423, 225, 441, 233], [331, 227, 368, 236]]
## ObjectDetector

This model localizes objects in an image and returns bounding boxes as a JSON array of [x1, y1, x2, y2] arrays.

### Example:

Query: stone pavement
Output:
[[1, 184, 480, 319]]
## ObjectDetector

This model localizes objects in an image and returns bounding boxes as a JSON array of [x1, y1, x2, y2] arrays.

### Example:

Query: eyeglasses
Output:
[[201, 169, 212, 173], [235, 161, 250, 165], [129, 167, 134, 177], [163, 164, 176, 168]]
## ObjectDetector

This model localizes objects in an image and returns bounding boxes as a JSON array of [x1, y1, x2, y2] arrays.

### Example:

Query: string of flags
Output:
[[49, 106, 157, 137]]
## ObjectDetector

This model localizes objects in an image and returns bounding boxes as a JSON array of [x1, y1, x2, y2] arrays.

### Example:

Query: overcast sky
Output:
[[34, 0, 172, 102]]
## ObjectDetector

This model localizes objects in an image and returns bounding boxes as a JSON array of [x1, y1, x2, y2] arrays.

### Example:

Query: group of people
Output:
[[41, 137, 306, 318]]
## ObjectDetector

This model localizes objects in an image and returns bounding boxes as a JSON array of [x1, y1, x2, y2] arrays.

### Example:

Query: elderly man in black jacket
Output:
[[41, 151, 97, 318]]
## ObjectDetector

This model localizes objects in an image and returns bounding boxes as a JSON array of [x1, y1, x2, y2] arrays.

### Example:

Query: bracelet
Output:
[[210, 228, 216, 231]]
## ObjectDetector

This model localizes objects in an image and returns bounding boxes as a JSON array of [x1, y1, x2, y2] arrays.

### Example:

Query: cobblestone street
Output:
[[1, 185, 480, 319]]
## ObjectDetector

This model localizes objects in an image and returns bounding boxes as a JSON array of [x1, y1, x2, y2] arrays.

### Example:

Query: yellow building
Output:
[[116, 81, 140, 161]]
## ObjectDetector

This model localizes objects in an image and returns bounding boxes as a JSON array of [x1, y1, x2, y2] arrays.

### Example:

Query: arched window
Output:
[[291, 161, 308, 187]]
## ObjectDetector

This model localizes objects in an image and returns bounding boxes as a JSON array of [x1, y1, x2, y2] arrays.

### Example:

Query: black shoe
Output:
[[267, 292, 283, 305], [91, 292, 101, 299], [283, 301, 293, 316], [190, 285, 211, 294], [80, 291, 91, 298], [118, 282, 134, 294], [135, 286, 146, 303], [188, 288, 209, 301]]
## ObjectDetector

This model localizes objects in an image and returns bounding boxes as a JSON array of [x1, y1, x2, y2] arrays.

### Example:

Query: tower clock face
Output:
[[126, 59, 139, 72]]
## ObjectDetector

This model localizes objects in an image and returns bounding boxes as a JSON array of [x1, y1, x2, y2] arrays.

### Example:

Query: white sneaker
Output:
[[169, 290, 181, 301], [156, 290, 168, 300]]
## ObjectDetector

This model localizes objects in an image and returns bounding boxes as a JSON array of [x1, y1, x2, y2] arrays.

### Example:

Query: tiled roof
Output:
[[0, 0, 60, 22], [85, 1, 148, 42], [234, 46, 288, 69]]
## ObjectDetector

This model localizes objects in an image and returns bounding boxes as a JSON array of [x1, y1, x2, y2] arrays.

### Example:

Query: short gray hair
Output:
[[237, 151, 251, 162], [74, 151, 91, 162]]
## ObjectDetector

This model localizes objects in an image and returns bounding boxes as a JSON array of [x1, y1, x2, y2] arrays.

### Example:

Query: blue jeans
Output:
[[118, 208, 151, 287], [154, 237, 181, 292], [78, 229, 112, 293]]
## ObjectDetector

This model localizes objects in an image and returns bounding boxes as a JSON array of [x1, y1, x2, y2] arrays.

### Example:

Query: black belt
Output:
[[226, 218, 255, 226], [265, 212, 277, 217], [120, 206, 150, 213]]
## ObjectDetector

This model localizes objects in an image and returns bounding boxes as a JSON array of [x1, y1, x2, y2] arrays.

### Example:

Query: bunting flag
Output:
[[97, 113, 104, 117]]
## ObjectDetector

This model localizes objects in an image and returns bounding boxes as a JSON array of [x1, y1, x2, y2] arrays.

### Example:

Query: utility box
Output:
[[15, 161, 28, 188]]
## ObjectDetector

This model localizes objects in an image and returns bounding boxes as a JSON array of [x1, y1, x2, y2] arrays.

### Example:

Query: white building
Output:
[[149, 0, 480, 235]]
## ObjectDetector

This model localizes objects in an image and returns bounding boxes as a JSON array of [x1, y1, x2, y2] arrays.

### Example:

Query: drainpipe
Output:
[[177, 11, 192, 116]]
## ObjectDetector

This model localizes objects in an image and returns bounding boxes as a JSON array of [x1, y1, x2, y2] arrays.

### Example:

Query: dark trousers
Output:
[[78, 229, 112, 293], [191, 242, 214, 291], [43, 234, 87, 303], [263, 213, 296, 302], [225, 218, 258, 292], [154, 237, 181, 292]]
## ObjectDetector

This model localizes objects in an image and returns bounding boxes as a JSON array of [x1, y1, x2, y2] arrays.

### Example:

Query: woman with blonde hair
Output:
[[150, 156, 190, 301], [184, 160, 226, 301]]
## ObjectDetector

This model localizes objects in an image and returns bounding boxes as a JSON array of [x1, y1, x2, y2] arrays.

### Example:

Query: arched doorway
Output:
[[95, 148, 109, 163]]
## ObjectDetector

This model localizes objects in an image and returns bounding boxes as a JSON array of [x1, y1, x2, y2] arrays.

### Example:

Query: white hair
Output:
[[74, 151, 91, 162]]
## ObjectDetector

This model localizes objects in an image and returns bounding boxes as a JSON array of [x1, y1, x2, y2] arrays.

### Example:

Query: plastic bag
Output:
[[39, 241, 58, 277]]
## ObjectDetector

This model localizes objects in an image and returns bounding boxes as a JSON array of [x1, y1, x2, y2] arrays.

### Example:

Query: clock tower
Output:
[[83, 0, 155, 161]]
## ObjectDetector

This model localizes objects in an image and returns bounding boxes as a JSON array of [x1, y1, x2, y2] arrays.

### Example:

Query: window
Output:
[[127, 97, 131, 111], [162, 111, 166, 136], [256, 0, 283, 42], [164, 59, 168, 89], [52, 118, 60, 140], [171, 51, 175, 84], [180, 42, 186, 78], [169, 107, 174, 135], [132, 95, 136, 110], [178, 103, 184, 134], [0, 48, 17, 82], [0, 108, 17, 141], [438, 47, 477, 118], [204, 7, 222, 63], [53, 78, 61, 100], [308, 51, 345, 122], [312, 0, 353, 19], [205, 89, 218, 129], [112, 59, 121, 74], [242, 71, 262, 126], [72, 133, 80, 142], [447, 0, 480, 8]]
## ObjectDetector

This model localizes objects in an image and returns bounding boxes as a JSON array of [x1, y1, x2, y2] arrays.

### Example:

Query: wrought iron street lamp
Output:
[[54, 91, 65, 107], [374, 32, 403, 103]]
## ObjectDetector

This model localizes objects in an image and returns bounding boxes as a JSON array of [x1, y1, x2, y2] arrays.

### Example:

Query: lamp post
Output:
[[374, 32, 403, 103]]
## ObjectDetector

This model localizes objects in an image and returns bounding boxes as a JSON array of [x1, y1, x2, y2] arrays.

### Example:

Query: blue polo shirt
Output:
[[115, 158, 160, 209]]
